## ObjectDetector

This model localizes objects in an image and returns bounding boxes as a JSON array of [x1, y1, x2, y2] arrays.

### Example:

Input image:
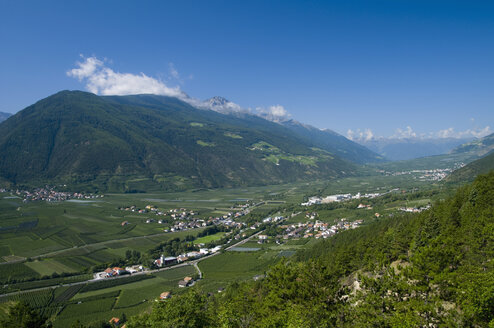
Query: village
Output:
[[270, 216, 363, 241], [379, 164, 465, 181], [1, 186, 103, 202], [301, 190, 390, 206], [119, 204, 249, 233]]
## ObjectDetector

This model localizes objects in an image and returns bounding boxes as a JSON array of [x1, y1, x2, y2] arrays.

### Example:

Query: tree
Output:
[[0, 301, 50, 328]]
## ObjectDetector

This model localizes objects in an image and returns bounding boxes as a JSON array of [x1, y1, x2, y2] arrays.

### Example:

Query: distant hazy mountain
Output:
[[447, 149, 494, 183], [0, 112, 12, 123], [450, 132, 494, 156], [356, 137, 473, 161], [445, 133, 494, 182], [0, 91, 359, 191], [200, 98, 383, 164], [281, 120, 384, 164]]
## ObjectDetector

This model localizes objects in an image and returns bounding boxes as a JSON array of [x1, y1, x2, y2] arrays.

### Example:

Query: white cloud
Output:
[[256, 105, 291, 122], [67, 56, 289, 122], [67, 55, 185, 98], [169, 63, 180, 80], [347, 128, 374, 141], [347, 125, 492, 142], [435, 126, 491, 139], [392, 126, 417, 139]]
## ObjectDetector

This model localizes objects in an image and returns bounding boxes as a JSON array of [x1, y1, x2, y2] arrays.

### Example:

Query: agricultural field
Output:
[[194, 232, 225, 244], [0, 170, 453, 325], [0, 265, 198, 327]]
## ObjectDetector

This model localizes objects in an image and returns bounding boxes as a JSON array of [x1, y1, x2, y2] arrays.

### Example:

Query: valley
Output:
[[0, 160, 462, 326]]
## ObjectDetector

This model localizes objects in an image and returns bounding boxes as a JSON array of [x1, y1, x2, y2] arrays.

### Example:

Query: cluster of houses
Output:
[[153, 246, 222, 268], [301, 191, 384, 206], [119, 205, 197, 217], [278, 219, 363, 240], [381, 165, 464, 182], [95, 265, 144, 279], [1, 186, 103, 203], [399, 204, 431, 213], [102, 266, 126, 278], [262, 216, 284, 223], [178, 276, 194, 288], [118, 204, 248, 233], [157, 276, 195, 302]]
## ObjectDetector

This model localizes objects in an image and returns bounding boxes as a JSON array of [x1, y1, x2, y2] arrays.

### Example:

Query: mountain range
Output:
[[355, 137, 474, 161], [0, 112, 12, 123], [0, 91, 383, 191], [445, 133, 494, 182]]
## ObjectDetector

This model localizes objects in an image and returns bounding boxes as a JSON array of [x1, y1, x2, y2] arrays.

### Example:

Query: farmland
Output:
[[0, 170, 451, 326]]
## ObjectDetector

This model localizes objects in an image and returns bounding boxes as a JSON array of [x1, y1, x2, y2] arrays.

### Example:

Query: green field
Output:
[[0, 168, 459, 325], [194, 232, 225, 244], [198, 251, 280, 292]]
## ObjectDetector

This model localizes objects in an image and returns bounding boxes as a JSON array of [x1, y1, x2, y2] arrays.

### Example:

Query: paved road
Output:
[[0, 230, 199, 266], [0, 229, 264, 298]]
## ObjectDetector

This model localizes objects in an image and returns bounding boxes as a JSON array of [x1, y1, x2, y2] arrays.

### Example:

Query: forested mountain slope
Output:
[[128, 171, 494, 327], [0, 112, 11, 123], [281, 120, 384, 164], [0, 91, 359, 191], [447, 150, 494, 183]]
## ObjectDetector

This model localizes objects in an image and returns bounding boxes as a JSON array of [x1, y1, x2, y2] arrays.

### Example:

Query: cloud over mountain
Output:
[[67, 56, 185, 98], [256, 105, 291, 122], [68, 56, 292, 123], [347, 125, 492, 141]]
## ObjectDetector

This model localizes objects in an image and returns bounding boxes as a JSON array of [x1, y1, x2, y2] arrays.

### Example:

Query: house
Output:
[[186, 251, 202, 259], [104, 268, 114, 277], [125, 265, 143, 274], [164, 256, 177, 265], [178, 276, 194, 288], [113, 267, 126, 275], [210, 246, 221, 253], [160, 291, 171, 300]]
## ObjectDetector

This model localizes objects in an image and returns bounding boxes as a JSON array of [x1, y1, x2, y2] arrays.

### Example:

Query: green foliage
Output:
[[0, 301, 50, 328], [79, 275, 154, 293], [0, 263, 40, 284], [129, 171, 494, 326], [0, 91, 356, 191], [447, 152, 494, 183], [127, 288, 213, 328]]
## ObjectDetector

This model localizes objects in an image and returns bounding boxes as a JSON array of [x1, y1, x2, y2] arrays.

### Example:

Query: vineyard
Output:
[[53, 285, 84, 303], [79, 274, 154, 293], [0, 262, 40, 283], [0, 273, 92, 293]]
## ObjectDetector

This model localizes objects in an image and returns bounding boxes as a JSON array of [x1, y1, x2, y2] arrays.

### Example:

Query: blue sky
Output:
[[1, 0, 493, 138]]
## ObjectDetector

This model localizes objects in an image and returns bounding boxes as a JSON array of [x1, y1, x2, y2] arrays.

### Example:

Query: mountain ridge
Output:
[[0, 90, 366, 191], [0, 111, 11, 123]]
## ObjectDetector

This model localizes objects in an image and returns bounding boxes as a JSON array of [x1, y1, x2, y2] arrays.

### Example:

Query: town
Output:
[[1, 186, 103, 202], [301, 190, 394, 206]]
